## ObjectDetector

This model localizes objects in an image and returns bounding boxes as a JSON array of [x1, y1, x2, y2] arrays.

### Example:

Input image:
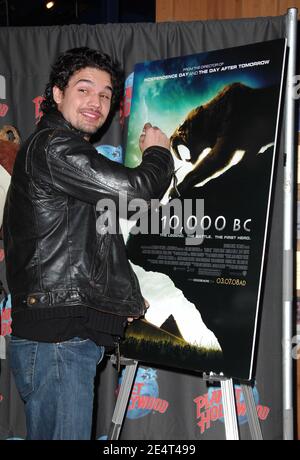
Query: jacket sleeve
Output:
[[44, 131, 174, 205]]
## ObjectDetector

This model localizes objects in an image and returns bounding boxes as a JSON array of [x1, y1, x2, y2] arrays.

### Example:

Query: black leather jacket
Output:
[[3, 110, 174, 320]]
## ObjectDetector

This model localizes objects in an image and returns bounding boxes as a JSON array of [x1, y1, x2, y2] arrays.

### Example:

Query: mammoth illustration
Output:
[[169, 82, 279, 197]]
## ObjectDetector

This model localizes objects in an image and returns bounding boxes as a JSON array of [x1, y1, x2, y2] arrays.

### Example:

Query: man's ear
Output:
[[52, 86, 63, 104]]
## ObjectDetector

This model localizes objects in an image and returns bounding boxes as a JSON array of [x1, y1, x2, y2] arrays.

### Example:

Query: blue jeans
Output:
[[9, 336, 105, 440]]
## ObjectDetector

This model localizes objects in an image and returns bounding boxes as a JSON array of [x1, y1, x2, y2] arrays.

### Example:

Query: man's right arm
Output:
[[44, 128, 174, 205]]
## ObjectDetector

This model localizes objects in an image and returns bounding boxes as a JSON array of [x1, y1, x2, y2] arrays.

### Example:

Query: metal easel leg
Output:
[[108, 358, 139, 440], [220, 378, 239, 440], [241, 383, 263, 440]]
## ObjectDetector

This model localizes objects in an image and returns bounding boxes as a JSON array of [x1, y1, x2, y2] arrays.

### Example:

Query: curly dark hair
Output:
[[41, 47, 124, 114]]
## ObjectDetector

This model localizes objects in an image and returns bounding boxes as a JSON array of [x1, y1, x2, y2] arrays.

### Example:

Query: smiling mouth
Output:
[[80, 110, 102, 122]]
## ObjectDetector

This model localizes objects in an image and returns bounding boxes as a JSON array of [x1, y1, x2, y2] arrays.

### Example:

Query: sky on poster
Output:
[[125, 40, 285, 168]]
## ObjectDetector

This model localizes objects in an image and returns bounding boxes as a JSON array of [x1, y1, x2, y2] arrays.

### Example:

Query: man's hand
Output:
[[139, 122, 170, 153], [127, 298, 150, 323]]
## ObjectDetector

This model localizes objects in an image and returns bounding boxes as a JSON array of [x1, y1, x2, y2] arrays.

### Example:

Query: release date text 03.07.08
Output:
[[102, 444, 196, 457]]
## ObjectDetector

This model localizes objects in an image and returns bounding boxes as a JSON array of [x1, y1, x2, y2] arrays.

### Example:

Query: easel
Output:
[[108, 356, 263, 440]]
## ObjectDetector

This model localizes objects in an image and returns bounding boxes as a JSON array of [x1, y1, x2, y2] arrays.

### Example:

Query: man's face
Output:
[[53, 67, 113, 139]]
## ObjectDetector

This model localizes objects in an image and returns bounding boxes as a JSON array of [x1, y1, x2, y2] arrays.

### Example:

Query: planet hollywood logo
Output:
[[95, 145, 123, 164], [32, 95, 44, 124], [118, 367, 169, 419], [120, 72, 134, 126], [1, 293, 12, 337], [0, 293, 11, 360], [194, 384, 270, 434]]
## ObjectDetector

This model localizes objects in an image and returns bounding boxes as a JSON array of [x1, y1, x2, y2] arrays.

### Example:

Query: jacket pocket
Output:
[[90, 234, 111, 284]]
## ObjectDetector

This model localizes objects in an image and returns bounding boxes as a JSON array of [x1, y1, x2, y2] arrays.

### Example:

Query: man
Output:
[[3, 47, 174, 440]]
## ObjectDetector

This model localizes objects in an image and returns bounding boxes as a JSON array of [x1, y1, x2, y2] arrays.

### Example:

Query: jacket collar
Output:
[[37, 109, 87, 138]]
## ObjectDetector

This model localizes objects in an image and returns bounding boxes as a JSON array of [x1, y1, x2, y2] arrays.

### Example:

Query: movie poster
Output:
[[120, 39, 286, 380]]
